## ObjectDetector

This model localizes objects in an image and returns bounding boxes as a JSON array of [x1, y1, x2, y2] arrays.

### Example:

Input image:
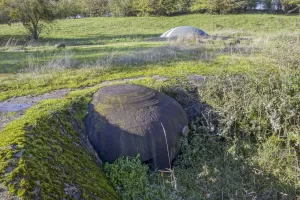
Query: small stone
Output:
[[55, 43, 66, 48], [192, 125, 197, 130], [15, 149, 25, 158], [182, 126, 190, 137]]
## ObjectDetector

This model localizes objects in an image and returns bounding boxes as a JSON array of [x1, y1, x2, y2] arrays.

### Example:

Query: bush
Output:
[[104, 155, 182, 200], [104, 156, 150, 199]]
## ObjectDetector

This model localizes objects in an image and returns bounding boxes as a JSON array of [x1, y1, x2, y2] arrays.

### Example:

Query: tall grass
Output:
[[21, 51, 78, 73], [102, 31, 300, 199]]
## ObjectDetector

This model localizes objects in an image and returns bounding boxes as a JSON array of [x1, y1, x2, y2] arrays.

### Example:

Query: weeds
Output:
[[20, 51, 78, 73], [159, 123, 177, 191], [2, 37, 18, 51], [198, 71, 300, 197]]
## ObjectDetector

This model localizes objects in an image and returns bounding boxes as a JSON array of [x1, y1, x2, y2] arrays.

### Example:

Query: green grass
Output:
[[0, 41, 163, 73], [0, 14, 299, 73], [0, 56, 266, 101], [1, 14, 299, 43], [0, 14, 300, 199]]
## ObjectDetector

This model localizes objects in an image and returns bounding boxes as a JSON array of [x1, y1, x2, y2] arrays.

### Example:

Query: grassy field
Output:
[[0, 14, 299, 73], [0, 14, 300, 199]]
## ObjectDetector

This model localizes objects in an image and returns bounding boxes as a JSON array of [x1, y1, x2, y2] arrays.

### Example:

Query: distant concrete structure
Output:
[[161, 26, 208, 38], [85, 84, 188, 169]]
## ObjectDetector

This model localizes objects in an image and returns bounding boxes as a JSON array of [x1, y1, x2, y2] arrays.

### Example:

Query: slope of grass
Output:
[[1, 14, 299, 44], [0, 88, 119, 199]]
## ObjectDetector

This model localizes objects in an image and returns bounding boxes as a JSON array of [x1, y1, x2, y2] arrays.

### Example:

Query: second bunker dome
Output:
[[85, 84, 188, 169], [161, 26, 208, 38]]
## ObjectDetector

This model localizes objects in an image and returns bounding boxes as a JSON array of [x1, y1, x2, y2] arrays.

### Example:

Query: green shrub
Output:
[[104, 155, 181, 200], [104, 156, 149, 199]]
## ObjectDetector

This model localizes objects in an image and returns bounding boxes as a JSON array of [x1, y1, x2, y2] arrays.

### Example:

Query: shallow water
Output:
[[0, 103, 32, 112]]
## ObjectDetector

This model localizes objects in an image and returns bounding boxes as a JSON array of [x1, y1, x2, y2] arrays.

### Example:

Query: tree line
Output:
[[0, 0, 299, 40]]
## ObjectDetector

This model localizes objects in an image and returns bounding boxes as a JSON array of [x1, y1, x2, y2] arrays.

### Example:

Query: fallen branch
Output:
[[285, 6, 300, 15]]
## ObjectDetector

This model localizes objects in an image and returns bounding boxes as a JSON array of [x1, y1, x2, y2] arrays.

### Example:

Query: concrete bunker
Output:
[[161, 26, 208, 39], [85, 84, 188, 169]]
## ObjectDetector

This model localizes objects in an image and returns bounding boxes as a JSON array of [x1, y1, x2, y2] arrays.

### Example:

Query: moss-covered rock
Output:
[[0, 89, 119, 199]]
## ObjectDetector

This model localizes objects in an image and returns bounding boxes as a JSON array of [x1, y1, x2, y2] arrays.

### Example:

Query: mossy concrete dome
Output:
[[161, 26, 208, 38], [85, 84, 188, 169]]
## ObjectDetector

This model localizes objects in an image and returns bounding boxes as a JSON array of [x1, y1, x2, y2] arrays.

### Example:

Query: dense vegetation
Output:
[[0, 13, 299, 199], [2, 0, 300, 19]]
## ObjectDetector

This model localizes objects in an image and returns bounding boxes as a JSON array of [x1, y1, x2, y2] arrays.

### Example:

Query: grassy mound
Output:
[[0, 88, 119, 199]]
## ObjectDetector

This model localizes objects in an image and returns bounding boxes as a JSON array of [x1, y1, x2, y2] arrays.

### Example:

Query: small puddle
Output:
[[0, 103, 32, 112], [0, 89, 71, 131]]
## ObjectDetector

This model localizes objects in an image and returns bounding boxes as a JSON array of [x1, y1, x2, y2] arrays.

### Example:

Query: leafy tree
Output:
[[262, 0, 274, 11], [0, 0, 11, 24], [191, 0, 246, 14], [132, 0, 154, 16], [57, 0, 82, 18], [176, 0, 193, 13], [82, 0, 108, 17], [3, 0, 59, 40], [132, 0, 188, 16], [244, 0, 258, 10], [108, 0, 134, 16], [152, 0, 178, 15], [282, 0, 300, 13]]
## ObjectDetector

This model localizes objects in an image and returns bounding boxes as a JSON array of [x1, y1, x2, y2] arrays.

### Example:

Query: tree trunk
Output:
[[32, 22, 39, 40]]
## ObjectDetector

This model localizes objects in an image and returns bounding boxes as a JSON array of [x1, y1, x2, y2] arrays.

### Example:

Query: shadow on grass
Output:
[[173, 108, 298, 199], [39, 34, 161, 46], [164, 83, 299, 199], [131, 82, 297, 199], [0, 41, 160, 73], [0, 33, 161, 47], [175, 132, 299, 199]]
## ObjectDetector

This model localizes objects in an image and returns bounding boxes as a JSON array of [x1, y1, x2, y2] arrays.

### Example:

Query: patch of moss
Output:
[[0, 88, 119, 199], [0, 112, 16, 118], [0, 53, 265, 102]]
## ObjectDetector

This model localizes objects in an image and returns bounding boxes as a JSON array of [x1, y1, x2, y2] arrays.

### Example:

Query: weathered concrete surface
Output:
[[0, 183, 20, 200], [85, 84, 188, 169], [0, 89, 70, 130], [0, 89, 70, 113], [161, 26, 208, 38], [0, 89, 70, 131]]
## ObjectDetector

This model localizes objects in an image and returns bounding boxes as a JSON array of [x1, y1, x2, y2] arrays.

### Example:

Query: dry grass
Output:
[[20, 51, 79, 73]]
